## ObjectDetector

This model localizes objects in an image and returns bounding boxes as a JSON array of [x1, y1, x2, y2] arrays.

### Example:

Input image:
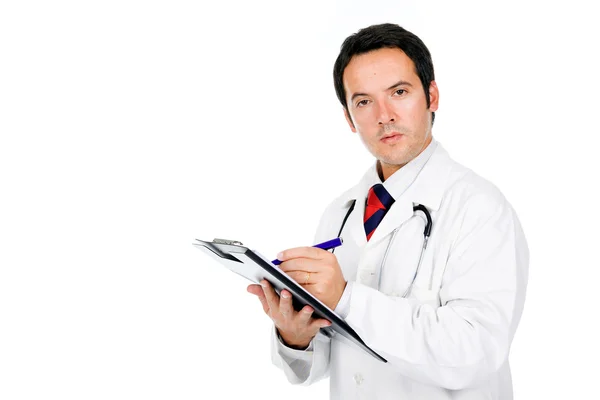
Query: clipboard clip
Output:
[[212, 238, 244, 246]]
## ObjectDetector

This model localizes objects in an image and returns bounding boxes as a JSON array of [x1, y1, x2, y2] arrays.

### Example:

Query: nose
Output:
[[376, 101, 395, 125]]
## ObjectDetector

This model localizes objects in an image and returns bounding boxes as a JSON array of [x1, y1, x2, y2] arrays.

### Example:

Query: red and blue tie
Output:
[[364, 184, 395, 241]]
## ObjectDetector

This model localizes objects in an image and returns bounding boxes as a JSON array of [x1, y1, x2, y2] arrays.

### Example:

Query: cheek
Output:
[[352, 108, 376, 129], [397, 98, 420, 117], [354, 106, 393, 136], [398, 99, 429, 129]]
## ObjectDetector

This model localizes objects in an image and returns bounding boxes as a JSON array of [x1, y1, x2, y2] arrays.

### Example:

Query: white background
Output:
[[1, 0, 599, 398]]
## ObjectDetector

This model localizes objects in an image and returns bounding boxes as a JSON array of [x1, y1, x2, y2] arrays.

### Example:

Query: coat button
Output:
[[354, 373, 364, 385]]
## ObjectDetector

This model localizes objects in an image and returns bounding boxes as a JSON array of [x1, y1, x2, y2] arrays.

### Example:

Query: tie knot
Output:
[[367, 184, 395, 210]]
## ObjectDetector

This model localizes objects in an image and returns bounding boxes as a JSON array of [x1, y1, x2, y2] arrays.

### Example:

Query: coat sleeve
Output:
[[344, 191, 529, 390], [269, 201, 340, 385], [270, 325, 331, 385]]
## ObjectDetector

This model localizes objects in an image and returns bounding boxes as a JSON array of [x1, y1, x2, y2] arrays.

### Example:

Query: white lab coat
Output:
[[270, 139, 529, 400]]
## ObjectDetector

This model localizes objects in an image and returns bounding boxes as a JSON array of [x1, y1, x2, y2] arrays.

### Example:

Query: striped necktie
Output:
[[364, 184, 395, 241]]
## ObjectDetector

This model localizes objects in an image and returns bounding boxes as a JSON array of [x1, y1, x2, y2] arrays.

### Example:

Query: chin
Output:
[[381, 158, 411, 168], [376, 150, 411, 165]]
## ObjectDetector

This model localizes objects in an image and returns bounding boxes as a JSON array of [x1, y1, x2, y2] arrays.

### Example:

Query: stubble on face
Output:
[[368, 116, 432, 168], [342, 48, 438, 180]]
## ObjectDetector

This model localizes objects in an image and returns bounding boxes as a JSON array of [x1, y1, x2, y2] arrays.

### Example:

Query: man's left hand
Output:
[[277, 247, 347, 311]]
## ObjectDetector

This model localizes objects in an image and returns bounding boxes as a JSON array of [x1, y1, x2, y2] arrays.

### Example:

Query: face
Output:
[[343, 47, 439, 180]]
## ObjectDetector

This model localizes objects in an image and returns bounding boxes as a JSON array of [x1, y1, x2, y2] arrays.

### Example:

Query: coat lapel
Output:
[[335, 167, 375, 249], [345, 195, 367, 248], [334, 140, 453, 250], [366, 199, 414, 246]]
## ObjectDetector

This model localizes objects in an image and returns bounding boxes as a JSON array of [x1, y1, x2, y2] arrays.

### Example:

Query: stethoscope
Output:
[[332, 199, 433, 297]]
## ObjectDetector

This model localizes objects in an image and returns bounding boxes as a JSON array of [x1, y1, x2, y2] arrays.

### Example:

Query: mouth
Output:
[[380, 132, 404, 143]]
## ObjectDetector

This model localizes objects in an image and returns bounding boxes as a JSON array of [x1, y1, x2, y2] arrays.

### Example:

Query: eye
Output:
[[394, 89, 406, 96], [356, 99, 369, 107]]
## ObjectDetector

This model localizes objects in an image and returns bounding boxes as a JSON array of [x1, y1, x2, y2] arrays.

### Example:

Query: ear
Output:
[[344, 107, 357, 133], [428, 80, 439, 112]]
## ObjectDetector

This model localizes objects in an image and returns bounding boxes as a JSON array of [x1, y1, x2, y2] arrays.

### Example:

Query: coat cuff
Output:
[[274, 325, 314, 359], [333, 281, 353, 319]]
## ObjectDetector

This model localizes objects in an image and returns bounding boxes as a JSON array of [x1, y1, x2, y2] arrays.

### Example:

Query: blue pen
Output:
[[271, 237, 343, 265]]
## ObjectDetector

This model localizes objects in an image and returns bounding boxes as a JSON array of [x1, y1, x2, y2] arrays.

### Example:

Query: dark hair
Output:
[[333, 23, 436, 125]]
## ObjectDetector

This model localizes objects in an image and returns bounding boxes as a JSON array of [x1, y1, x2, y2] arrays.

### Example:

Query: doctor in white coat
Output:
[[248, 23, 528, 400]]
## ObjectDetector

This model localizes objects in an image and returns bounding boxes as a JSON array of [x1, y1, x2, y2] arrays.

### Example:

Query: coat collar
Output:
[[337, 138, 453, 247]]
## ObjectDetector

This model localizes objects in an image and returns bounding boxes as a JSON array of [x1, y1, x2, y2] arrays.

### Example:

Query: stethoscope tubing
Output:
[[334, 200, 433, 296]]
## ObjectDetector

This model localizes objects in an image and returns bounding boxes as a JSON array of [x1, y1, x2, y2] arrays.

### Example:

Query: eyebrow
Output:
[[350, 80, 414, 103]]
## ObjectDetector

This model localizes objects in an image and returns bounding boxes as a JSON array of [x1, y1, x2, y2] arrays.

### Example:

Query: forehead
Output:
[[343, 47, 421, 96]]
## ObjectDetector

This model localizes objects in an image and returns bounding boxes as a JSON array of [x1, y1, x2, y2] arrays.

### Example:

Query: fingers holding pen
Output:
[[278, 246, 330, 262], [279, 257, 326, 274], [286, 270, 318, 286]]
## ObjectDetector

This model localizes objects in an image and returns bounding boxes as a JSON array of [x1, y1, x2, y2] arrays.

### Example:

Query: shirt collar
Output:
[[346, 137, 449, 211]]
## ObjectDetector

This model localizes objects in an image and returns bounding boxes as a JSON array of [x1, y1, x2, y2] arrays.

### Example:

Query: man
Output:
[[247, 23, 528, 399]]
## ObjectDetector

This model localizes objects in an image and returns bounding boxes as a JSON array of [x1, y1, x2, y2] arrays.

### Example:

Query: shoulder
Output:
[[316, 186, 356, 226], [449, 164, 507, 209], [327, 186, 357, 212], [439, 154, 517, 232]]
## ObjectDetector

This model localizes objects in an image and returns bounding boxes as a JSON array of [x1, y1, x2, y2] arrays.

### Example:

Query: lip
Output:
[[381, 132, 403, 143]]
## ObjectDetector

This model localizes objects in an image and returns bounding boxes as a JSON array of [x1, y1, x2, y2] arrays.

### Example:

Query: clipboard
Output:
[[193, 238, 387, 363]]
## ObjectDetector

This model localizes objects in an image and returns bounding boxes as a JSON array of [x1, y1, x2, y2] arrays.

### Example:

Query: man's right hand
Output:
[[247, 279, 331, 350]]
